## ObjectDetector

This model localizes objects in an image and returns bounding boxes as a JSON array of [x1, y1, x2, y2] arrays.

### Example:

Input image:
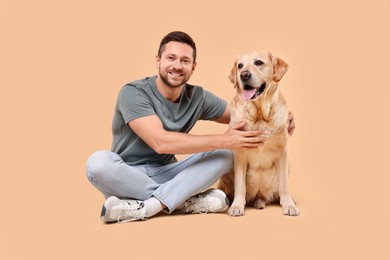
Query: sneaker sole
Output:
[[100, 196, 121, 223]]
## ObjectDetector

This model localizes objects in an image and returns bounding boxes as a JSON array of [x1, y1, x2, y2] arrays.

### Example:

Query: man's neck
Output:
[[155, 76, 184, 103]]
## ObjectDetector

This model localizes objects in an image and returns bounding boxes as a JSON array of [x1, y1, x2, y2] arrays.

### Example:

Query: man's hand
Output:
[[224, 121, 267, 150], [287, 111, 295, 136]]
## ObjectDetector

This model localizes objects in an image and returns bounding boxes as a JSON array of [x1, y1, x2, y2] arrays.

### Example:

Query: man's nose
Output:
[[240, 71, 251, 81], [173, 60, 183, 69]]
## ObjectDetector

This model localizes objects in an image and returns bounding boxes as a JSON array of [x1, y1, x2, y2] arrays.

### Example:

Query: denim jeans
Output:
[[86, 149, 233, 212]]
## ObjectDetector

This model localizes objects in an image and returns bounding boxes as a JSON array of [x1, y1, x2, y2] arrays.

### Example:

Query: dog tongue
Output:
[[242, 88, 257, 101]]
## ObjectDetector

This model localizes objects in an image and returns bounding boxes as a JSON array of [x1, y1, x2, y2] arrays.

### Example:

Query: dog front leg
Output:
[[277, 149, 300, 216], [228, 153, 247, 216]]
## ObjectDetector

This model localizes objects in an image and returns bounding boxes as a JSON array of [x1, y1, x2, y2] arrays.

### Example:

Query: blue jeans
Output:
[[86, 149, 233, 212]]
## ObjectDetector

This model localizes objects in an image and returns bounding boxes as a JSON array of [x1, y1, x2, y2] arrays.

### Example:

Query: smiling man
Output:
[[86, 31, 292, 223]]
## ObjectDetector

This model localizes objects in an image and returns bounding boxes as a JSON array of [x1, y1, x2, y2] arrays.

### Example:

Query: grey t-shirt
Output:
[[111, 76, 227, 166]]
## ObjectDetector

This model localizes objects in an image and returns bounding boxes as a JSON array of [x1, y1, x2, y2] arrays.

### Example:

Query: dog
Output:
[[218, 50, 300, 216]]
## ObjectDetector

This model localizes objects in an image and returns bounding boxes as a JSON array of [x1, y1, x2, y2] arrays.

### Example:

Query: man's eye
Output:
[[238, 63, 243, 69], [255, 60, 264, 66]]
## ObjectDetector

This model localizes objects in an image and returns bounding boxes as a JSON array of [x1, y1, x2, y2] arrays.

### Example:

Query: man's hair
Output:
[[157, 31, 197, 62]]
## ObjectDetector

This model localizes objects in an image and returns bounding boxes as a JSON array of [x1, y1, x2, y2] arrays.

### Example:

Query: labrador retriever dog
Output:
[[218, 50, 300, 216]]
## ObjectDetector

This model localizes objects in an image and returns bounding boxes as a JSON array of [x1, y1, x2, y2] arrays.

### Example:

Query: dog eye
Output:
[[237, 63, 243, 69], [254, 60, 264, 66]]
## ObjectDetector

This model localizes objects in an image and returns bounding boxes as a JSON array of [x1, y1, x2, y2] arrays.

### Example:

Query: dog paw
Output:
[[282, 205, 300, 216], [228, 205, 245, 216], [253, 198, 265, 210]]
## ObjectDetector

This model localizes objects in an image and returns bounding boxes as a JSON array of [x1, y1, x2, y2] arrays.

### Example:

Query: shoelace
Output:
[[117, 201, 146, 223], [184, 197, 210, 214]]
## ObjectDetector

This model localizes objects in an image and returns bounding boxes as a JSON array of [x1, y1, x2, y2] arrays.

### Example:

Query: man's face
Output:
[[156, 41, 196, 88]]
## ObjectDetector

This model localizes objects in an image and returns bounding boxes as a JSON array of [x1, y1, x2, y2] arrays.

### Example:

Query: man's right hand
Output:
[[224, 121, 267, 150]]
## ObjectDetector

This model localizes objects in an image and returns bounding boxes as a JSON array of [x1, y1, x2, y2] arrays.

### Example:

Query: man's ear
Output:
[[229, 60, 238, 87], [156, 55, 160, 69], [269, 52, 288, 82], [191, 61, 197, 74]]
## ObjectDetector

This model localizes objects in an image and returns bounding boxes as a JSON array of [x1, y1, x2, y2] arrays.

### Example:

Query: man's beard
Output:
[[159, 68, 187, 88]]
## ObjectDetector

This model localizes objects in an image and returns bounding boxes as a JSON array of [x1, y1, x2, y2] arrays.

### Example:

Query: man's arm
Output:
[[128, 114, 265, 155], [214, 104, 231, 124]]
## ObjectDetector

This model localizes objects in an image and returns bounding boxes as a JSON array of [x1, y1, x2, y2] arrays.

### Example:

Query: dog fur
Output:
[[218, 50, 299, 216]]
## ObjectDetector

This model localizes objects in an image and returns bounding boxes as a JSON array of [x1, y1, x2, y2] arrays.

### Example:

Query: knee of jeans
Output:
[[86, 150, 115, 183], [214, 149, 234, 172]]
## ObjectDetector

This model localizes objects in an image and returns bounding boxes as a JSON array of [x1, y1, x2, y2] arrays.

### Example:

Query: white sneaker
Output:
[[100, 196, 147, 223], [182, 188, 230, 214]]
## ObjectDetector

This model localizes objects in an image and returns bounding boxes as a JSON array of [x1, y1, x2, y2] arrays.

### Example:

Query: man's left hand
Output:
[[288, 111, 295, 136]]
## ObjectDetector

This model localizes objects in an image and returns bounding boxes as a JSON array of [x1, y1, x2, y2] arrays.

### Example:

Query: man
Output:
[[86, 31, 295, 223]]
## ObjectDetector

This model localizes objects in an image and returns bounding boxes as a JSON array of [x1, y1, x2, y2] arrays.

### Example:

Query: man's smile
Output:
[[169, 71, 184, 78]]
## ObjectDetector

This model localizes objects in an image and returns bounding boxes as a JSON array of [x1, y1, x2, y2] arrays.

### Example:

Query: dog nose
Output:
[[240, 71, 251, 81]]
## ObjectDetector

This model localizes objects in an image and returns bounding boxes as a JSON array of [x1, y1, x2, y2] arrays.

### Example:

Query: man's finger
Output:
[[230, 121, 246, 130]]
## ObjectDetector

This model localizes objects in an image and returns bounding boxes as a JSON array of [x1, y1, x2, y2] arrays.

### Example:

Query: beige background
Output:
[[1, 0, 389, 259]]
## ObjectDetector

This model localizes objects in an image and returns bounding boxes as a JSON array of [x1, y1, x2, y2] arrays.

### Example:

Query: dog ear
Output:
[[229, 60, 238, 87], [269, 52, 288, 82]]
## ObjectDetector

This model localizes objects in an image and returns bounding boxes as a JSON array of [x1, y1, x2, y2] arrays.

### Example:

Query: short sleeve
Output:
[[117, 85, 156, 124], [199, 90, 227, 120]]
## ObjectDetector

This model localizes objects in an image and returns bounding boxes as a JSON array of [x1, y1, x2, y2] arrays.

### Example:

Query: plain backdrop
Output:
[[1, 0, 389, 259]]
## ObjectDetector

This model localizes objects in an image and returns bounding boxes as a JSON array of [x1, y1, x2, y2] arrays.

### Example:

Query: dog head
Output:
[[229, 50, 288, 101]]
